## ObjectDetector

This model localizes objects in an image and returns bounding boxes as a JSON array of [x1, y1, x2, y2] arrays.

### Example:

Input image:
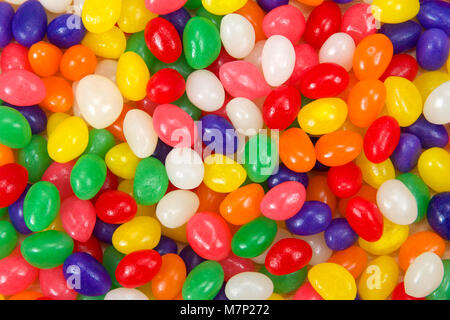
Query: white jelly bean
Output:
[[319, 32, 356, 72], [123, 109, 158, 159], [404, 252, 444, 298], [423, 81, 450, 125], [186, 70, 225, 112], [296, 233, 332, 266], [39, 0, 73, 13], [220, 13, 255, 59], [165, 147, 204, 190], [262, 35, 295, 87], [226, 97, 263, 137], [104, 288, 149, 300], [225, 272, 274, 300], [95, 59, 118, 82], [156, 190, 199, 228]]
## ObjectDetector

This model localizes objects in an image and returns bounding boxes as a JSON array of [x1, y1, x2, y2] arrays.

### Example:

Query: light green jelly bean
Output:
[[182, 261, 224, 300], [24, 181, 60, 232], [133, 157, 168, 205], [0, 106, 32, 149], [70, 154, 107, 200], [18, 135, 52, 183]]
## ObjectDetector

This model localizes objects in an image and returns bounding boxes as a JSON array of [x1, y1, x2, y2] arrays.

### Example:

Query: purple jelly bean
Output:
[[152, 139, 173, 163], [427, 192, 450, 240], [380, 21, 422, 54], [267, 164, 309, 189], [402, 115, 449, 149], [257, 0, 289, 12], [47, 14, 87, 49], [179, 245, 205, 274], [0, 2, 14, 47], [416, 28, 449, 70], [286, 201, 332, 236], [201, 114, 238, 155], [390, 133, 422, 173], [63, 252, 111, 296], [154, 235, 178, 255], [161, 7, 191, 38], [324, 218, 358, 251], [417, 0, 450, 37], [93, 218, 120, 244], [214, 283, 228, 300], [8, 185, 32, 235], [11, 0, 47, 48], [333, 0, 353, 3], [8, 104, 47, 134]]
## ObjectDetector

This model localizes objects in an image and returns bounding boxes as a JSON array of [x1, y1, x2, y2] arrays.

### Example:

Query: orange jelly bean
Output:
[[328, 245, 368, 278], [28, 41, 62, 77], [315, 130, 363, 167], [152, 253, 186, 300], [398, 231, 446, 272], [0, 144, 14, 166], [353, 34, 393, 81], [219, 183, 264, 225], [195, 182, 227, 214], [338, 184, 377, 217], [8, 291, 43, 300], [107, 104, 132, 142], [60, 44, 97, 81], [39, 76, 74, 113], [306, 175, 337, 214], [279, 128, 316, 173], [235, 0, 266, 42], [295, 0, 324, 6]]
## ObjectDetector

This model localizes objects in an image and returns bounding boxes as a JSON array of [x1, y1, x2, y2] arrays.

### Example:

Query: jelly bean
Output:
[[0, 106, 32, 149], [308, 263, 357, 300], [404, 117, 448, 151], [76, 75, 124, 129], [324, 218, 358, 251], [21, 230, 73, 269], [147, 69, 186, 104], [392, 281, 425, 300], [353, 34, 393, 81], [225, 98, 263, 136], [396, 173, 430, 223], [306, 175, 337, 214], [156, 190, 199, 228], [196, 8, 222, 31], [116, 52, 150, 102], [118, 0, 156, 34], [28, 42, 62, 77], [162, 8, 191, 37], [319, 32, 355, 72], [298, 98, 348, 135], [186, 70, 225, 112], [297, 232, 333, 266], [206, 47, 236, 78], [74, 236, 103, 262], [115, 250, 162, 288], [260, 181, 306, 221], [40, 76, 74, 113], [0, 221, 17, 260], [251, 228, 291, 265], [262, 35, 295, 87], [225, 271, 273, 300], [152, 253, 186, 300], [93, 220, 119, 245], [364, 116, 400, 164], [267, 164, 308, 189], [0, 249, 38, 296], [0, 43, 31, 72], [202, 0, 247, 15], [220, 13, 255, 59], [84, 129, 116, 159], [82, 27, 127, 60], [371, 0, 420, 24], [0, 144, 14, 168], [416, 28, 449, 71], [341, 3, 376, 44], [424, 81, 450, 125], [95, 191, 137, 225], [12, 0, 47, 47], [300, 63, 350, 99], [218, 184, 262, 225], [285, 44, 319, 90], [9, 105, 47, 135], [153, 235, 178, 256], [359, 218, 409, 255], [125, 31, 156, 71], [166, 148, 204, 190], [179, 245, 205, 274], [60, 45, 97, 82], [243, 134, 278, 183], [0, 2, 14, 47], [384, 76, 422, 127], [64, 252, 112, 297], [47, 14, 87, 49], [218, 253, 254, 282], [102, 245, 125, 287], [304, 2, 342, 48], [145, 18, 182, 64], [262, 5, 305, 45], [39, 0, 72, 13], [315, 130, 363, 168], [82, 0, 121, 34], [41, 161, 75, 200], [414, 71, 450, 102], [203, 153, 246, 193], [328, 245, 367, 279], [404, 252, 444, 298], [379, 54, 418, 82], [417, 0, 450, 36], [265, 238, 312, 275], [293, 282, 323, 300], [327, 162, 362, 199], [112, 216, 161, 254], [123, 110, 159, 159], [263, 86, 301, 131], [260, 265, 306, 294], [236, 0, 265, 42], [133, 157, 168, 205], [201, 114, 238, 155], [39, 267, 77, 300], [256, 0, 287, 12], [232, 217, 277, 258], [70, 154, 106, 200], [427, 259, 450, 300], [182, 261, 224, 300], [0, 70, 46, 107], [346, 196, 383, 241], [380, 21, 421, 54], [418, 148, 450, 192], [427, 193, 450, 240], [358, 256, 399, 300], [144, 0, 187, 14], [17, 135, 51, 183], [286, 201, 332, 236], [107, 288, 149, 300]]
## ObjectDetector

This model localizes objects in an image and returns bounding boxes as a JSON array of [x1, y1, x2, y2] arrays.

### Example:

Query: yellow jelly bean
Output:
[[413, 71, 450, 102], [355, 153, 395, 189], [308, 263, 357, 300], [112, 216, 161, 254], [82, 0, 122, 34], [105, 143, 141, 180], [371, 0, 420, 24], [202, 0, 248, 15], [358, 256, 399, 300], [203, 154, 247, 193], [45, 214, 65, 232], [118, 0, 157, 34], [118, 180, 156, 217], [46, 112, 70, 136], [359, 218, 409, 256], [384, 76, 422, 127], [116, 52, 150, 101], [161, 223, 188, 243], [82, 27, 126, 60], [268, 293, 285, 300], [418, 147, 450, 192], [47, 116, 89, 163], [298, 98, 348, 135]]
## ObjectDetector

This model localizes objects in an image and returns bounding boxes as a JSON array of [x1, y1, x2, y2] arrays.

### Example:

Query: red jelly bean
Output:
[[144, 17, 182, 64], [41, 161, 75, 200], [0, 249, 39, 296], [300, 63, 349, 99], [262, 4, 306, 44], [39, 267, 77, 300], [379, 54, 419, 82], [0, 163, 28, 207], [73, 236, 103, 262], [147, 68, 186, 104], [0, 43, 31, 72], [219, 252, 255, 281], [115, 250, 162, 288], [0, 69, 46, 106], [294, 282, 324, 300], [327, 162, 362, 199], [346, 196, 383, 242], [60, 195, 96, 242], [265, 238, 312, 276], [391, 282, 425, 300], [95, 190, 138, 224], [263, 85, 301, 130], [304, 1, 342, 49], [341, 3, 377, 44], [363, 116, 400, 164]]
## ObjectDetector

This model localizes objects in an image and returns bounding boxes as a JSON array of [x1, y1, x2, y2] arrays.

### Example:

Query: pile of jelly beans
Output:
[[0, 0, 449, 301]]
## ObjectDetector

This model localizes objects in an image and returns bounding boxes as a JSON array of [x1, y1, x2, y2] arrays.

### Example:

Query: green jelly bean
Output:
[[183, 17, 221, 70], [102, 245, 125, 288], [185, 0, 202, 9], [70, 154, 107, 200], [126, 31, 156, 70], [150, 54, 194, 79], [0, 207, 7, 218], [77, 294, 106, 300], [243, 134, 279, 183], [84, 129, 116, 159], [427, 259, 450, 300], [396, 173, 430, 222], [173, 94, 202, 121], [17, 135, 52, 183], [182, 261, 224, 300], [231, 217, 278, 258], [196, 7, 223, 29], [0, 221, 18, 260], [0, 106, 32, 149], [133, 157, 168, 205], [260, 266, 307, 294], [21, 230, 74, 269], [24, 181, 60, 232]]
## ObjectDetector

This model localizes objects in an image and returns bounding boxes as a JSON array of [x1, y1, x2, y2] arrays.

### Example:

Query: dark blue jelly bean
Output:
[[47, 14, 87, 49], [8, 185, 32, 235], [324, 218, 358, 251], [7, 104, 47, 134], [427, 192, 450, 240], [267, 164, 309, 189], [214, 283, 228, 300], [390, 133, 422, 173], [257, 0, 289, 12], [152, 139, 173, 164], [402, 115, 449, 149], [0, 2, 14, 47], [286, 201, 332, 236], [63, 252, 112, 296], [161, 8, 191, 38], [154, 235, 178, 255], [416, 28, 449, 70], [179, 245, 205, 274], [93, 218, 120, 244], [11, 0, 47, 47], [417, 0, 450, 37], [201, 114, 238, 155], [380, 21, 422, 54]]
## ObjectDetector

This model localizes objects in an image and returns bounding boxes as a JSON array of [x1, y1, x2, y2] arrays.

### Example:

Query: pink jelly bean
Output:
[[284, 44, 319, 90], [41, 161, 75, 200], [260, 181, 306, 221], [293, 282, 324, 300], [341, 3, 377, 44], [39, 267, 77, 300], [152, 104, 198, 148], [0, 43, 31, 72], [219, 61, 271, 100], [219, 252, 255, 281], [60, 196, 96, 242], [145, 0, 187, 15], [0, 249, 39, 296], [0, 69, 46, 106], [262, 5, 306, 45]]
